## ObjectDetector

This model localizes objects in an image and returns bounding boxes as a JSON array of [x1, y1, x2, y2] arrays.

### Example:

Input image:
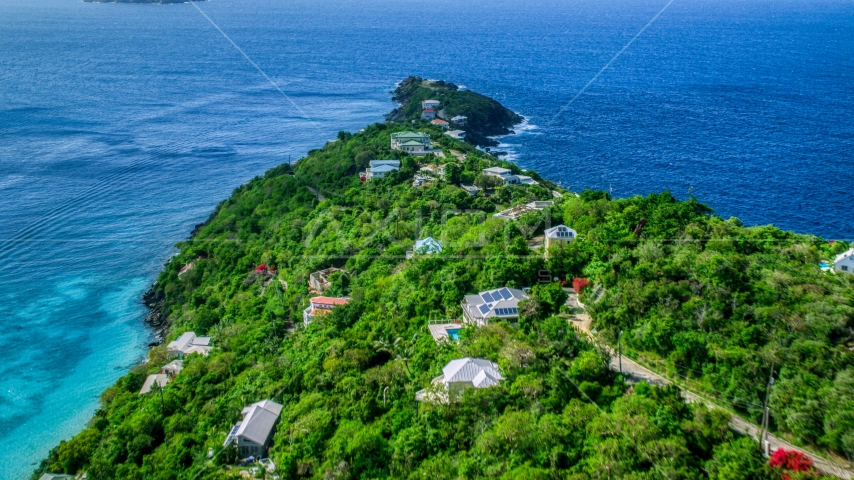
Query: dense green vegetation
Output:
[[33, 84, 853, 479], [576, 194, 854, 459]]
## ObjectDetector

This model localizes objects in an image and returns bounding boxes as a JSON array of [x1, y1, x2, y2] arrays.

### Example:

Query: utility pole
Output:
[[158, 383, 165, 413], [759, 361, 776, 455]]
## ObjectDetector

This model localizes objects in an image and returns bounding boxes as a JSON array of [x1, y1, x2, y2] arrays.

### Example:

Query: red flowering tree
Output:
[[572, 277, 591, 294], [769, 449, 814, 479]]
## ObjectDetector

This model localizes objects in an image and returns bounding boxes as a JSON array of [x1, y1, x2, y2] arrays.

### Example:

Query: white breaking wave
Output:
[[485, 115, 540, 165]]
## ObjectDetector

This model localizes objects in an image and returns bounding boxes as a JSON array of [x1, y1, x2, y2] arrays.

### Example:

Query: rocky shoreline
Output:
[[141, 286, 169, 346]]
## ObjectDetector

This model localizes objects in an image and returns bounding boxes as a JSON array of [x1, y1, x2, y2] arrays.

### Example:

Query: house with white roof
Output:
[[166, 332, 212, 358], [544, 225, 577, 258], [482, 166, 539, 186], [225, 399, 283, 459], [390, 131, 430, 155], [39, 474, 73, 480], [835, 248, 854, 274], [451, 115, 468, 126], [421, 109, 436, 121], [365, 160, 400, 181], [461, 287, 529, 326], [415, 358, 503, 402], [140, 374, 169, 395], [422, 99, 441, 110], [445, 130, 466, 141], [303, 296, 350, 326]]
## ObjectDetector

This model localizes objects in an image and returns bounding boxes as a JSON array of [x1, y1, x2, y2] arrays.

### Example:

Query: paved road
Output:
[[570, 314, 854, 479]]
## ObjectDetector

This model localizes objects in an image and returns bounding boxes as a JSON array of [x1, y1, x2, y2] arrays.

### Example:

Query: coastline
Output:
[[31, 78, 854, 479]]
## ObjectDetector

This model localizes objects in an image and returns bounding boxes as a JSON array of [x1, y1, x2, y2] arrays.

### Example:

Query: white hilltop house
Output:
[[415, 358, 503, 403], [407, 237, 442, 258], [451, 115, 468, 126], [493, 201, 554, 221], [365, 160, 400, 181], [835, 248, 854, 274], [391, 131, 431, 156], [140, 373, 169, 395], [461, 287, 529, 326], [544, 225, 577, 258], [166, 331, 212, 358], [422, 99, 441, 110], [39, 475, 73, 480], [421, 108, 437, 121], [482, 166, 539, 186], [224, 399, 283, 459]]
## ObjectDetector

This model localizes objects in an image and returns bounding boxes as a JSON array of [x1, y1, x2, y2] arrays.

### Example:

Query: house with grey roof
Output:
[[422, 99, 441, 110], [451, 115, 468, 126], [415, 358, 503, 402], [225, 399, 283, 459], [461, 287, 528, 326], [140, 374, 169, 395], [365, 160, 400, 180], [166, 331, 212, 358], [39, 474, 73, 480]]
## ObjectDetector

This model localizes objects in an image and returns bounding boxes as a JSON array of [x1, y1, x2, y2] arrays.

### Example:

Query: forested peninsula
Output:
[[33, 80, 854, 480]]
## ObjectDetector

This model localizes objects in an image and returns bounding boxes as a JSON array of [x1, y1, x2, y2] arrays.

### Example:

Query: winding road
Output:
[[569, 313, 854, 479]]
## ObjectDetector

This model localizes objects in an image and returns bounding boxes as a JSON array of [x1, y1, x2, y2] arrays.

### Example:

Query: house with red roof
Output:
[[303, 296, 350, 326], [421, 108, 436, 121]]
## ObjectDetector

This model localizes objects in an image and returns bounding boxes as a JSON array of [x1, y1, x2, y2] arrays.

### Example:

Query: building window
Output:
[[843, 266, 849, 271]]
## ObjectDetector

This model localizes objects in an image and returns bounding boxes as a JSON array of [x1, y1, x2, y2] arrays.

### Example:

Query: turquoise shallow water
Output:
[[1, 0, 853, 477]]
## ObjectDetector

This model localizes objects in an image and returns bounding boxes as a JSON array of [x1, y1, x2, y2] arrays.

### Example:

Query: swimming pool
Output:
[[446, 328, 461, 341]]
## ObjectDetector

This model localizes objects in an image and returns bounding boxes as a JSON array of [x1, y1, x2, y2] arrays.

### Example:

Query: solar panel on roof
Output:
[[498, 288, 512, 300], [479, 304, 491, 314], [481, 292, 494, 303]]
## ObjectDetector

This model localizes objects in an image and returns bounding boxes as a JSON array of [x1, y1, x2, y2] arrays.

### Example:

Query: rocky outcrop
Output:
[[386, 76, 522, 148], [142, 286, 169, 346]]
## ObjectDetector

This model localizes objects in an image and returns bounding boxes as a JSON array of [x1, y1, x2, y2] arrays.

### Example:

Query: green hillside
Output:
[[32, 87, 853, 480]]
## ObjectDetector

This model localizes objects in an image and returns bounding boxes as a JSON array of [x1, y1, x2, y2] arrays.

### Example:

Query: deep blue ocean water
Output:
[[1, 0, 853, 477]]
